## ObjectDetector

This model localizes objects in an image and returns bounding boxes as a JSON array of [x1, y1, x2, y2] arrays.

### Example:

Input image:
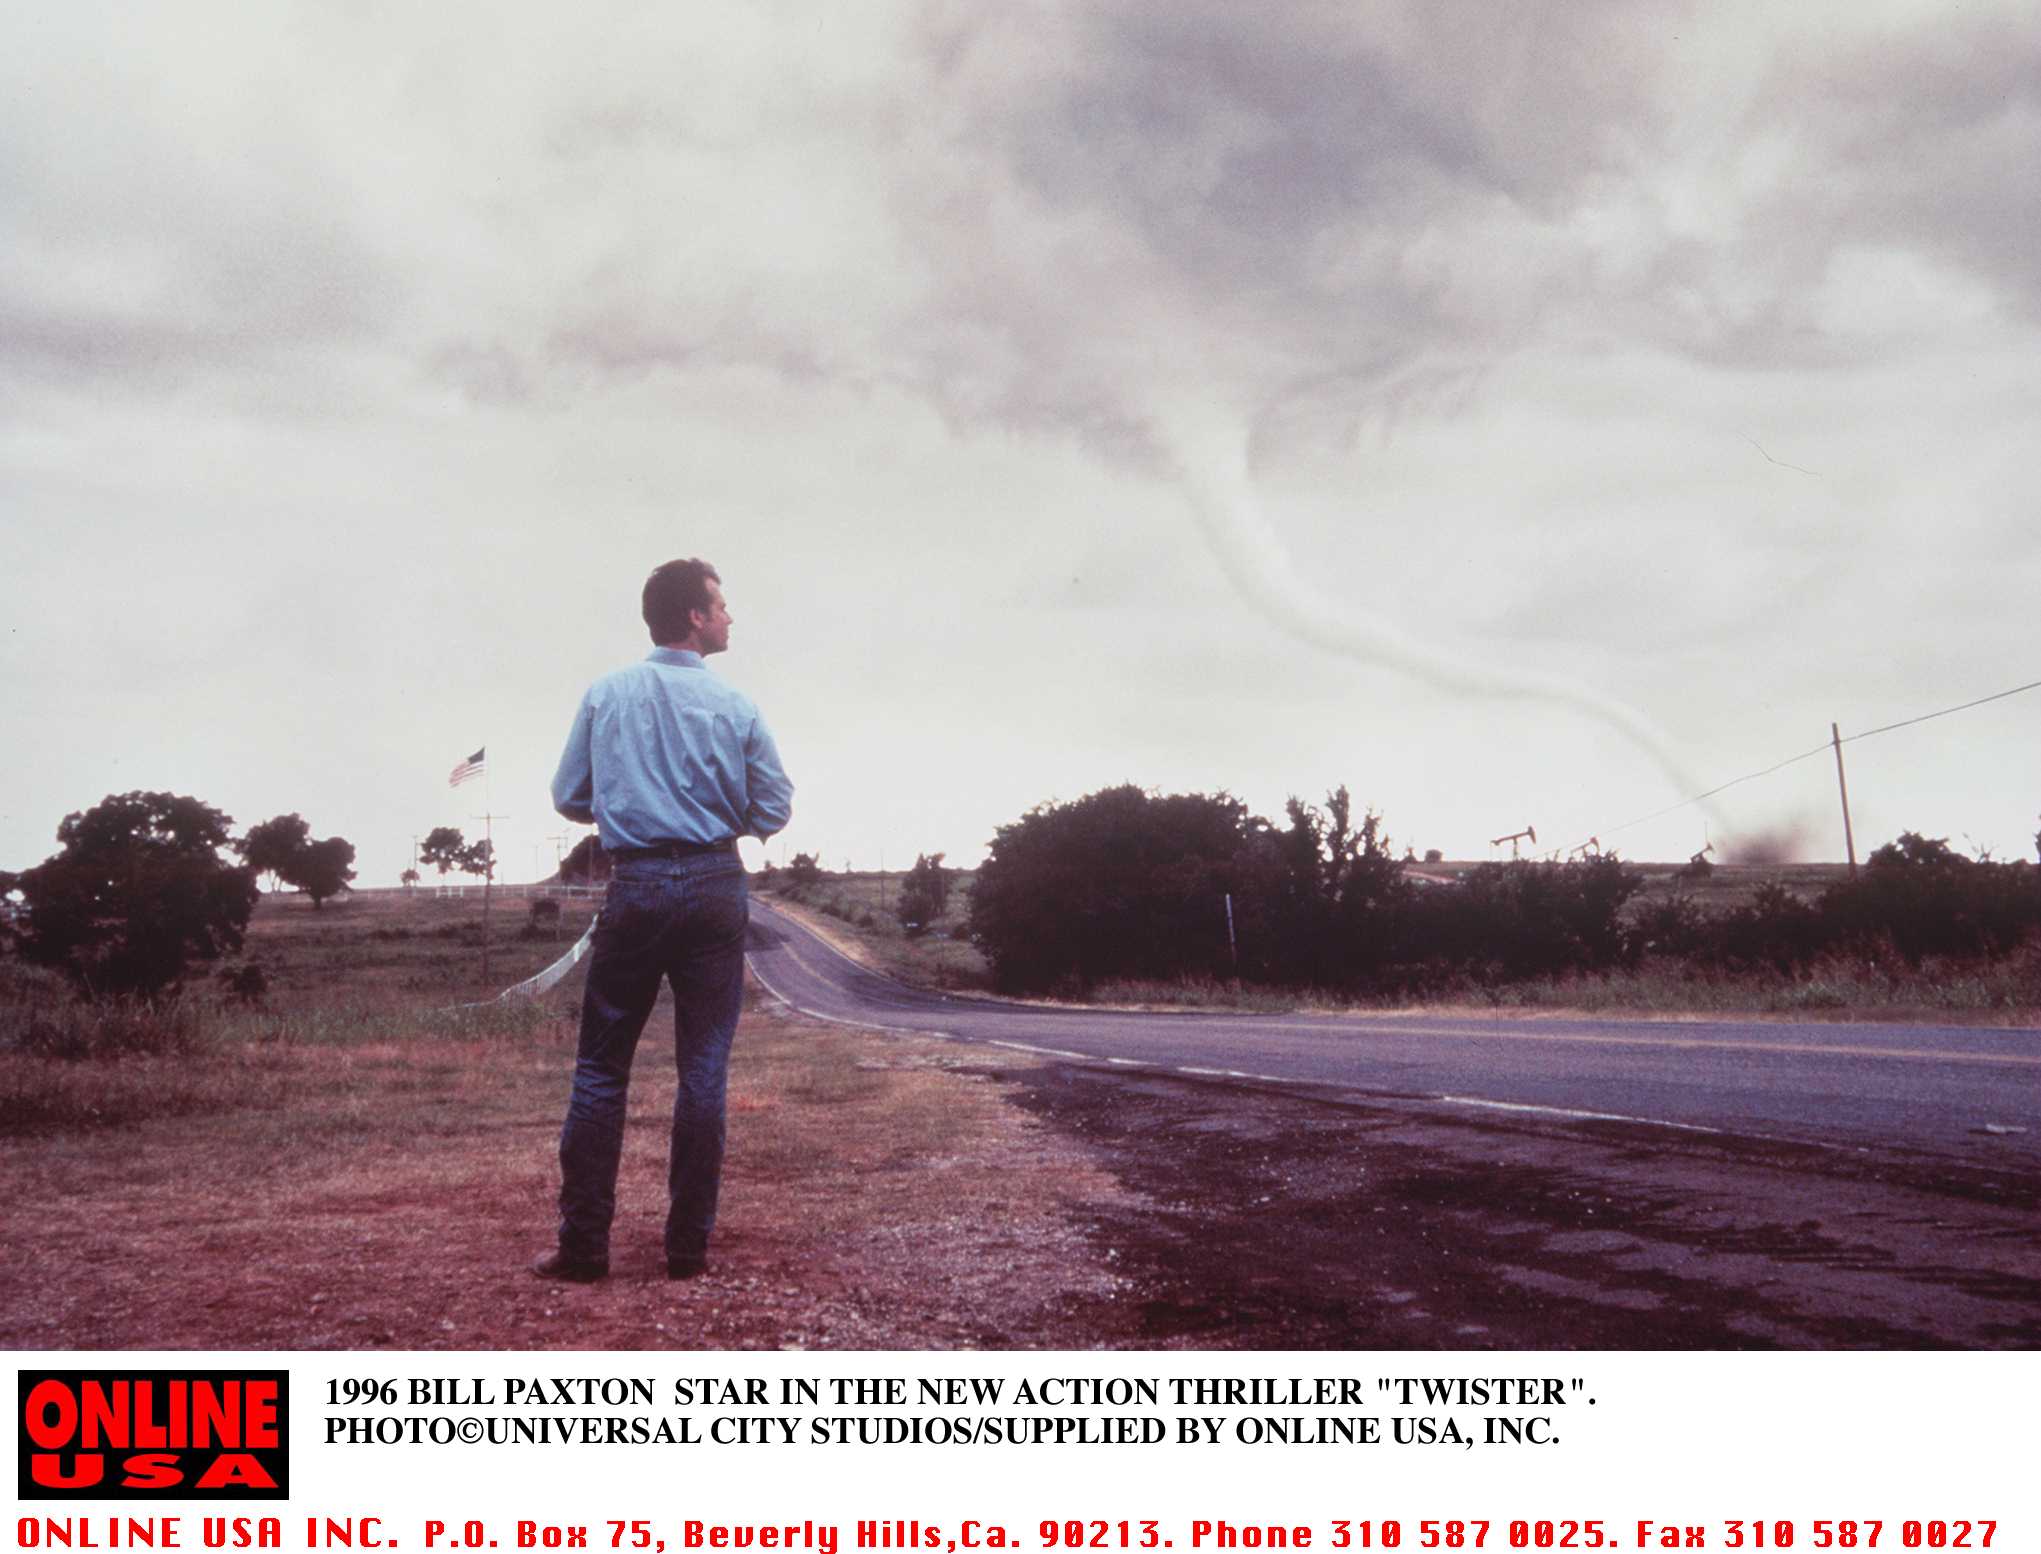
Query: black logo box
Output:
[[18, 1370, 291, 1501]]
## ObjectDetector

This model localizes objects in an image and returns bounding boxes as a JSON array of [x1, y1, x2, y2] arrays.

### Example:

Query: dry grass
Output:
[[0, 894, 585, 1135], [1462, 950, 2041, 1024], [0, 888, 1137, 1349]]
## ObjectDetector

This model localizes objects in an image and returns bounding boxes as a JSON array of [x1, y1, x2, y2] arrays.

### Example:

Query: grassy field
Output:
[[0, 886, 1132, 1347], [0, 887, 598, 1133]]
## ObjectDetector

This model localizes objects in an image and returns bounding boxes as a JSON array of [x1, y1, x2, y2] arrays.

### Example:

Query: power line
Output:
[[1600, 744, 1831, 838], [1846, 677, 2041, 745], [1590, 675, 2040, 846]]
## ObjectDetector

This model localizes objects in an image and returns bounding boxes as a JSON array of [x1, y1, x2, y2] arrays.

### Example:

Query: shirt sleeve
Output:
[[741, 712, 794, 840], [551, 692, 597, 825]]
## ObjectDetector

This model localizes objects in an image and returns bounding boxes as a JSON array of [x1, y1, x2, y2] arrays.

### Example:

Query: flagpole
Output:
[[481, 751, 494, 986], [447, 746, 496, 986]]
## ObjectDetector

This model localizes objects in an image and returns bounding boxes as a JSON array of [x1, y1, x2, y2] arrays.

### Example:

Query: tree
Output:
[[295, 836, 357, 909], [236, 813, 311, 893], [419, 826, 489, 879], [557, 835, 610, 885], [1866, 831, 1968, 872], [896, 853, 949, 934], [968, 785, 1259, 993], [1262, 787, 1410, 988], [1822, 830, 2037, 964], [236, 813, 355, 906], [8, 791, 260, 997], [400, 868, 421, 889], [419, 826, 466, 876]]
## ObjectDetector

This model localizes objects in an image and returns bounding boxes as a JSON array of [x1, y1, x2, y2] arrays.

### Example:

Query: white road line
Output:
[[1437, 1093, 1726, 1135], [746, 955, 939, 1040], [749, 914, 1913, 1149]]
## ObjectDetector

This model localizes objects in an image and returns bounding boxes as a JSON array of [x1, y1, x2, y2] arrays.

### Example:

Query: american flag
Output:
[[448, 747, 486, 788]]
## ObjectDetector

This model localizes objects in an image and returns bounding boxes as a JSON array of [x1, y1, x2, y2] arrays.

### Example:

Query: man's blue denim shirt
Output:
[[551, 648, 794, 849]]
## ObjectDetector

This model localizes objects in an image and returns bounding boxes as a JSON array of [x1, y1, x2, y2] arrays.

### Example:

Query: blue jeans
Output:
[[556, 854, 749, 1267]]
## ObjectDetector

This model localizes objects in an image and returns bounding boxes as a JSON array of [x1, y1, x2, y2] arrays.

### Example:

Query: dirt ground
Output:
[[0, 990, 1137, 1350], [998, 1063, 2041, 1348], [3, 979, 2036, 1350]]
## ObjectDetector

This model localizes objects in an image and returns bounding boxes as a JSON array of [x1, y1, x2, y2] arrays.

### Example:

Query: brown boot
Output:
[[531, 1250, 608, 1283]]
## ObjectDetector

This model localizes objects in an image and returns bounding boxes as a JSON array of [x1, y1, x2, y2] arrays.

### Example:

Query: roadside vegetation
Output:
[[0, 890, 590, 1136], [769, 787, 2041, 1021], [759, 854, 990, 990]]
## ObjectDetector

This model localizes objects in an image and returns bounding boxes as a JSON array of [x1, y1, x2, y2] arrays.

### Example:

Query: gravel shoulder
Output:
[[989, 1061, 2041, 1348]]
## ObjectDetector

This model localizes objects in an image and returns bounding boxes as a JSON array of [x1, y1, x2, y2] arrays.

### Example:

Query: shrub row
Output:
[[963, 786, 2041, 997]]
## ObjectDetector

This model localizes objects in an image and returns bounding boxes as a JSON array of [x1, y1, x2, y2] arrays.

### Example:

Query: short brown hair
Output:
[[642, 558, 720, 644]]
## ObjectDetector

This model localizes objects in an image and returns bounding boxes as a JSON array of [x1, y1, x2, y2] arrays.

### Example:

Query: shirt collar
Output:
[[648, 647, 706, 669]]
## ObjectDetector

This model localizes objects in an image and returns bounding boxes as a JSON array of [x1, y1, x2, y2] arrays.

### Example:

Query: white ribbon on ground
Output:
[[494, 917, 598, 1001]]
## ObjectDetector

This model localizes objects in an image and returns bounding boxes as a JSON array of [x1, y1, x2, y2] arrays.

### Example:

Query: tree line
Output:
[[964, 784, 2041, 996], [0, 791, 362, 999]]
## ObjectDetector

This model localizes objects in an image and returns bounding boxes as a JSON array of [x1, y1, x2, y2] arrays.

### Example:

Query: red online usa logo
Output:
[[17, 1371, 290, 1499]]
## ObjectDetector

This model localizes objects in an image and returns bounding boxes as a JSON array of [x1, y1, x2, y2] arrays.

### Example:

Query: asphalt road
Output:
[[746, 899, 2040, 1167]]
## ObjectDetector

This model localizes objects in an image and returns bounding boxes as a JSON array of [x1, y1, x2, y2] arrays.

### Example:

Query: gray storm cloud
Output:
[[870, 2, 2029, 838], [7, 0, 2032, 876], [675, 0, 2031, 835], [869, 1, 1732, 804]]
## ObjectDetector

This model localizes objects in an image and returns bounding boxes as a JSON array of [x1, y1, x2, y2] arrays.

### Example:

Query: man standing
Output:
[[536, 558, 794, 1283]]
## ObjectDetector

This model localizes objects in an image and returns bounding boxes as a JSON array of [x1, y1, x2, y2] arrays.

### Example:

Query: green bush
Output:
[[1714, 881, 1829, 973], [1393, 855, 1643, 986], [1819, 834, 2037, 965], [7, 791, 260, 997], [963, 786, 2041, 1002], [969, 786, 1259, 994]]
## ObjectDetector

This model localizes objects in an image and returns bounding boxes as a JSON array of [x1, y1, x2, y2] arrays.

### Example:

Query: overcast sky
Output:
[[4, 0, 2037, 888]]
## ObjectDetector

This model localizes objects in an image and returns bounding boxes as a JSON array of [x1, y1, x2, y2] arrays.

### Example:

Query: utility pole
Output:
[[470, 810, 508, 985], [1831, 723, 1859, 879]]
